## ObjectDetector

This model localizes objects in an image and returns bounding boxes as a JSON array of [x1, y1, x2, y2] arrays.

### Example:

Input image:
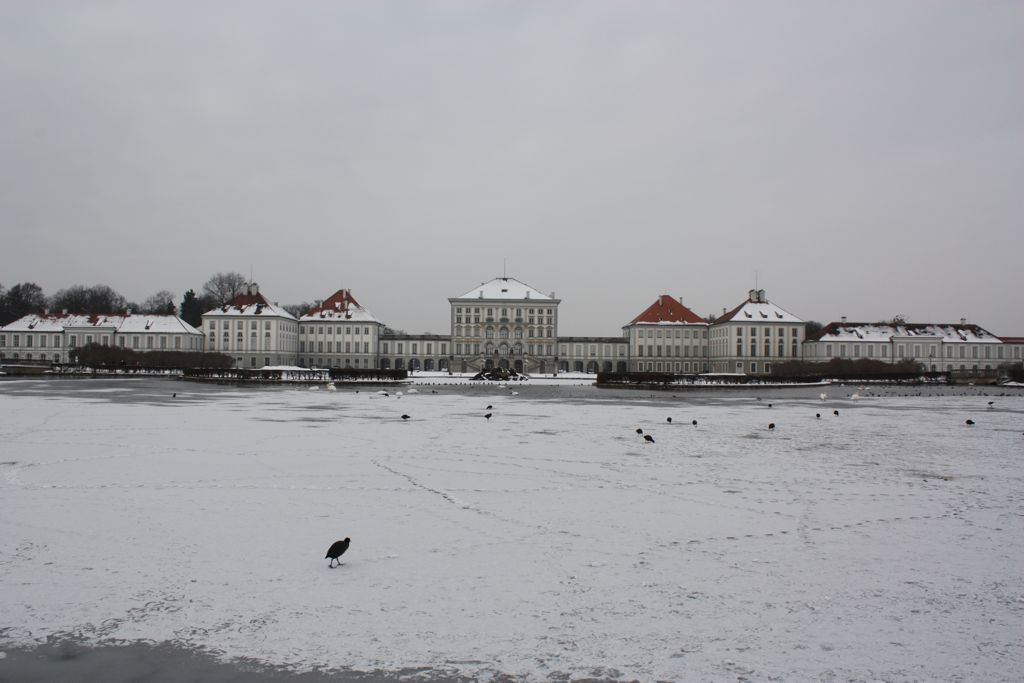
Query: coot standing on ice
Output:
[[326, 538, 351, 568]]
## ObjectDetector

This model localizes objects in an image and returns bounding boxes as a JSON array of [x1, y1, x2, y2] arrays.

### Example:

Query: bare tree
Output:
[[202, 272, 247, 307], [1, 282, 47, 324], [50, 284, 127, 315], [140, 290, 177, 315], [282, 302, 313, 318]]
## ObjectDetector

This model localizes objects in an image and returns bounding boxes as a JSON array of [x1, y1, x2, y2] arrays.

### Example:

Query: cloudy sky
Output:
[[2, 1, 1022, 335]]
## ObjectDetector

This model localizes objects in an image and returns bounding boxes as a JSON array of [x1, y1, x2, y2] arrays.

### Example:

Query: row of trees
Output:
[[0, 272, 316, 328]]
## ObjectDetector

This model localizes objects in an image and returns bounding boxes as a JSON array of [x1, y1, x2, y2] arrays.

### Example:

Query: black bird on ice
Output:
[[768, 423, 776, 431], [326, 538, 350, 568], [401, 414, 411, 420], [965, 419, 975, 426], [643, 434, 655, 443], [635, 428, 643, 435], [484, 412, 493, 420]]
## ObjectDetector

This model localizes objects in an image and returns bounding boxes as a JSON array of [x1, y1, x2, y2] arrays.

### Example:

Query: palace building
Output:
[[447, 277, 560, 374]]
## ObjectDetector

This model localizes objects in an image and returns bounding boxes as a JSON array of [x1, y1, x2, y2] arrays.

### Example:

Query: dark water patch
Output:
[[0, 639, 479, 683]]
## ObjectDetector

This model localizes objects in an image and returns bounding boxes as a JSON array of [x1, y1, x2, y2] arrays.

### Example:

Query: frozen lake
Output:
[[1, 378, 1022, 682]]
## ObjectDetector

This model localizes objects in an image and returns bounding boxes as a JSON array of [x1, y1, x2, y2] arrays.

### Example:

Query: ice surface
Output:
[[1, 379, 1022, 681]]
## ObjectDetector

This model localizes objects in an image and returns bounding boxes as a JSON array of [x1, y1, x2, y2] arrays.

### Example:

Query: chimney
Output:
[[748, 289, 757, 302], [127, 309, 132, 316], [62, 308, 68, 315], [960, 317, 967, 326], [43, 308, 49, 316], [250, 282, 259, 295], [758, 289, 766, 303], [841, 316, 847, 324]]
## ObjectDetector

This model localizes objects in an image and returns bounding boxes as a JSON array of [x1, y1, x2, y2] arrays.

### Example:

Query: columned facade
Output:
[[448, 277, 560, 374]]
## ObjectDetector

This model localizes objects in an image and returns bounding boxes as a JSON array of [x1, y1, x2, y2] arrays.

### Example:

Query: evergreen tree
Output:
[[179, 289, 208, 328]]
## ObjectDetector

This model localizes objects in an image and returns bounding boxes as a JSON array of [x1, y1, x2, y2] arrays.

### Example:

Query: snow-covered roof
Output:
[[808, 322, 1003, 344], [300, 289, 382, 324], [1, 315, 71, 332], [453, 277, 556, 302], [117, 315, 202, 335], [716, 290, 803, 324], [202, 284, 296, 321], [626, 295, 706, 326], [1, 313, 202, 335]]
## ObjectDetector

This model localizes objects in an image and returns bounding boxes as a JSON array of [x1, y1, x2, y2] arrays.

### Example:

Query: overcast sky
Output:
[[2, 1, 1022, 335]]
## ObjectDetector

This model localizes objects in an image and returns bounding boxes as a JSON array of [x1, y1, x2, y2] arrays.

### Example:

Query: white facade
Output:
[[623, 295, 710, 373], [201, 283, 298, 368], [0, 312, 203, 364], [557, 337, 629, 373], [297, 289, 384, 370], [804, 321, 1015, 373], [448, 277, 560, 374], [709, 290, 806, 375], [379, 334, 450, 372]]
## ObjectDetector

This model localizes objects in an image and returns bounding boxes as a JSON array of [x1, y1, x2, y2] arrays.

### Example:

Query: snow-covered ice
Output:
[[1, 379, 1022, 681]]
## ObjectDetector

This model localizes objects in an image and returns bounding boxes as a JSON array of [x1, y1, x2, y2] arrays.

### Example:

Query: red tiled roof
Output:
[[628, 295, 704, 325], [226, 291, 270, 308], [303, 289, 362, 317], [715, 301, 746, 324], [999, 336, 1024, 344]]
